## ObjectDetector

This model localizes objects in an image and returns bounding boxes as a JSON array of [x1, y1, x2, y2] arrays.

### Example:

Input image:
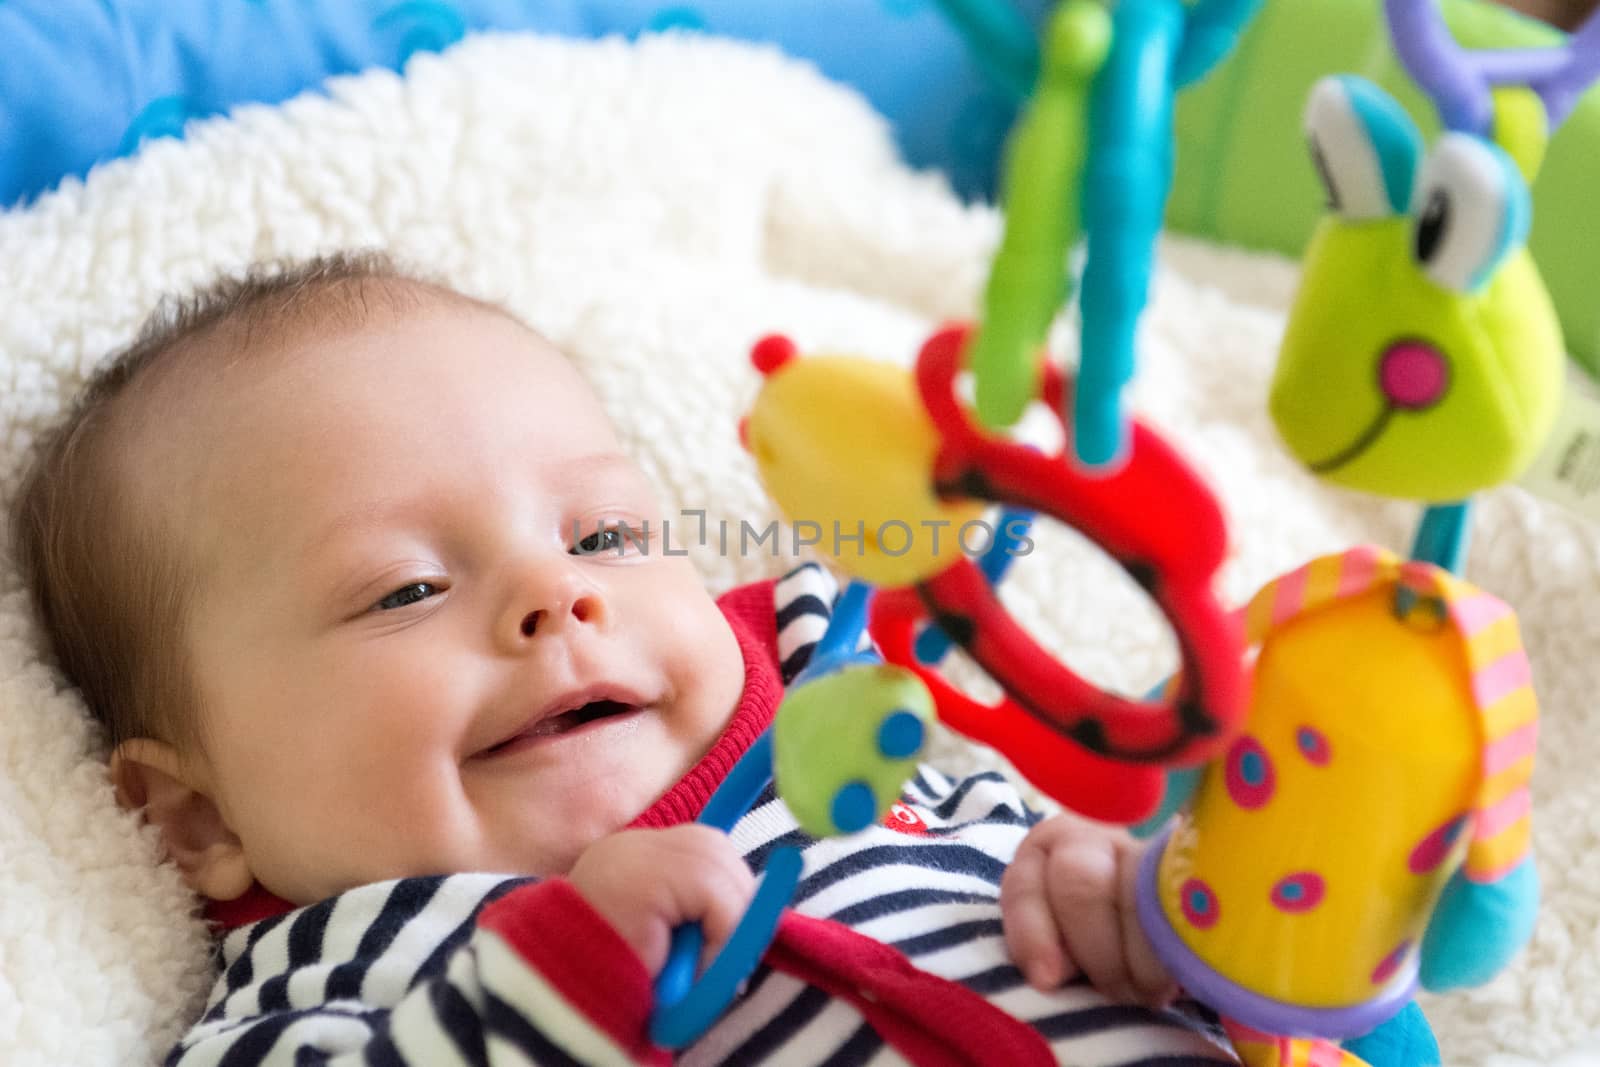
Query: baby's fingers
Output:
[[678, 830, 759, 966], [1117, 841, 1178, 1007], [1045, 838, 1135, 1002], [1001, 844, 1072, 990]]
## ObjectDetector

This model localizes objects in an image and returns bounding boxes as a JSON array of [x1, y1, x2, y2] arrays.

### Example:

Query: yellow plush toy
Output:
[[1136, 546, 1539, 1067]]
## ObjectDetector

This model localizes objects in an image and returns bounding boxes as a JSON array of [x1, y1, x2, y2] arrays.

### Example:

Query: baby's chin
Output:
[[461, 723, 703, 867]]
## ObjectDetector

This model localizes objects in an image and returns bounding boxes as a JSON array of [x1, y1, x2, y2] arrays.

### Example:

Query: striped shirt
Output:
[[172, 564, 1237, 1066]]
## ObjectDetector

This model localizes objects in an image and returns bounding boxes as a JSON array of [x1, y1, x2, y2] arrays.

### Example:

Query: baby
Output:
[[13, 253, 1237, 1066]]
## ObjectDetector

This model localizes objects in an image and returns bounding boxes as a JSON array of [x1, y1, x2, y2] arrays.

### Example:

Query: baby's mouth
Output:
[[475, 694, 645, 759]]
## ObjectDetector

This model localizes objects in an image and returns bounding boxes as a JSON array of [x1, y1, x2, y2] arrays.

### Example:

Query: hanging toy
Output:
[[1133, 546, 1539, 1067], [742, 326, 1245, 825], [741, 4, 1258, 821], [936, 0, 1264, 468], [650, 576, 934, 1049], [1273, 0, 1600, 569], [670, 0, 1265, 1048], [956, 0, 1107, 433], [773, 579, 937, 838], [654, 4, 1264, 1036]]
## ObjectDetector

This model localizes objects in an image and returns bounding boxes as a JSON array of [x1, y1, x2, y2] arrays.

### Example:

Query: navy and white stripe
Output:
[[168, 565, 1236, 1066], [774, 562, 840, 684]]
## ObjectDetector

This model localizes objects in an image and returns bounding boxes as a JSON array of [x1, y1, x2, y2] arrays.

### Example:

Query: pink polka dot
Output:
[[1296, 726, 1331, 766], [1270, 872, 1327, 913], [1371, 940, 1413, 986], [1225, 736, 1275, 810], [1378, 341, 1449, 410], [1409, 815, 1468, 875], [1180, 879, 1220, 930]]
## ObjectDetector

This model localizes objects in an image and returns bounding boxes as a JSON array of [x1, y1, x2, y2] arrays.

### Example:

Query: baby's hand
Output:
[[567, 825, 757, 977], [1000, 811, 1177, 1006]]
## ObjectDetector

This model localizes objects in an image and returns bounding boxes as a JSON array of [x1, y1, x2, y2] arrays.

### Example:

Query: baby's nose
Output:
[[499, 567, 607, 652], [515, 595, 600, 638]]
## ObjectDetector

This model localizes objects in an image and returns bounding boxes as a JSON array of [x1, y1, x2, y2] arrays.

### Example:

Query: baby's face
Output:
[[140, 302, 745, 904]]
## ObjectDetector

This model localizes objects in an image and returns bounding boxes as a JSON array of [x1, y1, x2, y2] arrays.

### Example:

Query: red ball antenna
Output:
[[750, 334, 798, 376]]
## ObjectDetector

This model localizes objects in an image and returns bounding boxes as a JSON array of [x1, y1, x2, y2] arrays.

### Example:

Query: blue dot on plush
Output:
[[831, 781, 878, 834], [876, 709, 925, 759]]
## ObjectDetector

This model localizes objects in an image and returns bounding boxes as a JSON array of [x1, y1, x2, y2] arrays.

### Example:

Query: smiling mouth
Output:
[[476, 699, 641, 758], [1307, 404, 1395, 475]]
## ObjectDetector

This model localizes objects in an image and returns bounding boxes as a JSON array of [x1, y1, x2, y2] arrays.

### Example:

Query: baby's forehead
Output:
[[196, 275, 512, 375], [117, 274, 453, 401], [111, 279, 592, 538], [137, 280, 559, 421]]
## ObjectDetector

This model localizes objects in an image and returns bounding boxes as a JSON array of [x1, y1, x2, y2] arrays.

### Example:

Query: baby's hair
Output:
[[11, 250, 467, 753]]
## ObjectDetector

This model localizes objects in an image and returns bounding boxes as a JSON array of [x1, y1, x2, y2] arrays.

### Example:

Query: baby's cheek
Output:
[[646, 570, 740, 677], [681, 608, 745, 711]]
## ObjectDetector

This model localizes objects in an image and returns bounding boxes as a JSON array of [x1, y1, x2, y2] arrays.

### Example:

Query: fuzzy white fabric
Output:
[[0, 30, 1595, 1067]]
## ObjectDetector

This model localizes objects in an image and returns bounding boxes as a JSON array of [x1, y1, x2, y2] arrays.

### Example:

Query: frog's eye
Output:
[[1304, 76, 1421, 219], [1411, 134, 1531, 294]]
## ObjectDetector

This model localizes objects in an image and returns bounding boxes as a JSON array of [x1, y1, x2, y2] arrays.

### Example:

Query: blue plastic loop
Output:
[[649, 845, 805, 1049], [652, 924, 703, 1022], [698, 729, 774, 834], [649, 726, 782, 1047], [796, 580, 876, 686]]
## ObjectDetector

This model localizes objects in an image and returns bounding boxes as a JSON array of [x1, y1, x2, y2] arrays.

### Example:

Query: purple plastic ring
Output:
[[1134, 828, 1418, 1040]]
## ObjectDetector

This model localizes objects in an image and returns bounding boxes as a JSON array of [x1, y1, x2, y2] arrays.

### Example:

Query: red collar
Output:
[[205, 579, 783, 931]]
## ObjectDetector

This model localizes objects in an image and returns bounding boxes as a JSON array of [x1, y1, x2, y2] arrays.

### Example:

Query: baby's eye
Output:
[[570, 522, 644, 556], [373, 582, 442, 611]]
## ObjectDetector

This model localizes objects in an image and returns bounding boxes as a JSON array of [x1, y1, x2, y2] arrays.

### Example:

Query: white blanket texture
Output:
[[0, 30, 1596, 1067]]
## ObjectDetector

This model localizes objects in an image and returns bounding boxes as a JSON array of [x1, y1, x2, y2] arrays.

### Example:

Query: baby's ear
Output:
[[110, 739, 255, 901]]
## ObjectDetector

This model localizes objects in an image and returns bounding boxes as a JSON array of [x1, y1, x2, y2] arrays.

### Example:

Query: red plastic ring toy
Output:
[[871, 325, 1245, 793]]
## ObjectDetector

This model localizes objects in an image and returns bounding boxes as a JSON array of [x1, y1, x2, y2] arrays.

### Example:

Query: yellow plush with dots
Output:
[[1145, 546, 1538, 1025], [1159, 588, 1478, 1006]]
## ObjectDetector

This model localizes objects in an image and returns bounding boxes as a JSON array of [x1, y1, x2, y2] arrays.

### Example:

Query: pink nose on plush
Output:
[[1378, 341, 1449, 410]]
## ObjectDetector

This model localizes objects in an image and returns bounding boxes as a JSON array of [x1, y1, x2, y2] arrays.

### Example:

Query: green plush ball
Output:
[[774, 663, 934, 839]]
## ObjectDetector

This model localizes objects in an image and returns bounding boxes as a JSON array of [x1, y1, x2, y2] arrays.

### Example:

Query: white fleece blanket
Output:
[[0, 31, 1596, 1067]]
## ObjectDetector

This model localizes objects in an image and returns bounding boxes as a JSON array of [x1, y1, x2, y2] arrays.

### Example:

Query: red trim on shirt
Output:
[[766, 911, 1055, 1067], [204, 579, 781, 931], [203, 881, 297, 930], [478, 878, 670, 1065], [628, 578, 782, 830]]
